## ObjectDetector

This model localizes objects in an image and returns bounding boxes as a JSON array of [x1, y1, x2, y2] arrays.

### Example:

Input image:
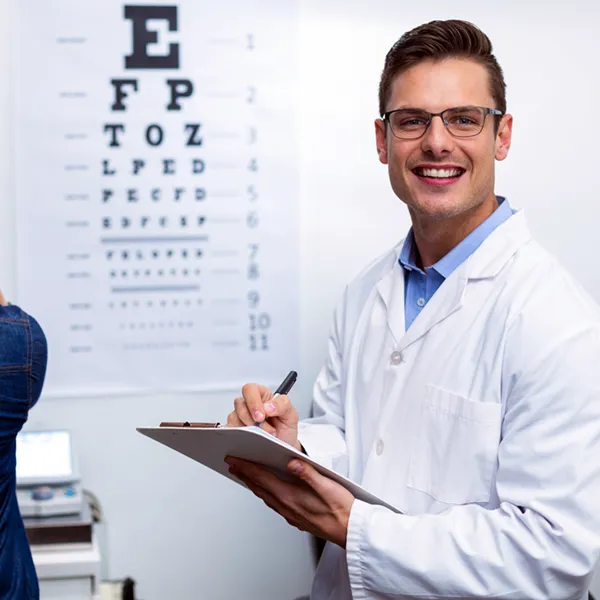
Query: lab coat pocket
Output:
[[407, 384, 502, 505]]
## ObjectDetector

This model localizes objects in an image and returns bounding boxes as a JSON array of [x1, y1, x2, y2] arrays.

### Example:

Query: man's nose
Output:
[[420, 115, 455, 155]]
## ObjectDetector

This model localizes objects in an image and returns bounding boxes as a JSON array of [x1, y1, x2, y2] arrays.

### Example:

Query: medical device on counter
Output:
[[16, 430, 84, 518]]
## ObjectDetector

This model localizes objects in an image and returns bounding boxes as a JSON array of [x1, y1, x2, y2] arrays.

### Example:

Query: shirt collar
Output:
[[398, 228, 418, 272], [399, 196, 514, 279]]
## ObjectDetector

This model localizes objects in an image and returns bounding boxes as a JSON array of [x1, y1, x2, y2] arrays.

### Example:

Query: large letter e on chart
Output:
[[124, 5, 180, 69]]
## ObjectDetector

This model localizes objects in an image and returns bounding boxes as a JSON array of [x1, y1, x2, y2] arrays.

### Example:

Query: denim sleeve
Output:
[[0, 305, 48, 475]]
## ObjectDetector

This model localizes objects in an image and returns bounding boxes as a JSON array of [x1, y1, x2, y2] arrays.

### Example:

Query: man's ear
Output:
[[495, 113, 513, 161], [375, 119, 389, 164]]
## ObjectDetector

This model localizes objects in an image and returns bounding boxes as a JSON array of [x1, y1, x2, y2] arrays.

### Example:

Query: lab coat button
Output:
[[376, 439, 384, 455], [390, 351, 403, 365]]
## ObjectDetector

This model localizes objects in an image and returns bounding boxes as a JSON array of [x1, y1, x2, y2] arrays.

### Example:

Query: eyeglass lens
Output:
[[389, 107, 486, 139]]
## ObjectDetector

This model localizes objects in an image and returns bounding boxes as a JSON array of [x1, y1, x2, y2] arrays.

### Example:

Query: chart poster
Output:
[[14, 1, 299, 396]]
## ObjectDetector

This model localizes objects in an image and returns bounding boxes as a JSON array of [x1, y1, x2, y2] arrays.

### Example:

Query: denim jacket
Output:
[[0, 304, 47, 599]]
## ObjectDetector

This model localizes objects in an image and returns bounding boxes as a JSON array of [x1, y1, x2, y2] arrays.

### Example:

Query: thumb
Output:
[[264, 393, 298, 426]]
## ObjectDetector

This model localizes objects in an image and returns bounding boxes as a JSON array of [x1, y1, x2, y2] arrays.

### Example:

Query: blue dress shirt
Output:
[[399, 197, 515, 331]]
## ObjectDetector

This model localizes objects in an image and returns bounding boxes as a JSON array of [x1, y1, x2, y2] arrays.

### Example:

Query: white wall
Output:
[[2, 0, 600, 598]]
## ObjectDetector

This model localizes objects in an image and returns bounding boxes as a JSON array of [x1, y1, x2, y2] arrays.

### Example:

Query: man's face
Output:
[[375, 58, 512, 222]]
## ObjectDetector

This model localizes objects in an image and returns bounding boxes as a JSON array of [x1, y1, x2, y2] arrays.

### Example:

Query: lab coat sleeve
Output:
[[297, 291, 349, 475], [346, 296, 600, 598]]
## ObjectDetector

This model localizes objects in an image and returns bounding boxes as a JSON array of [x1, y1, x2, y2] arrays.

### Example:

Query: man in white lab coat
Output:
[[225, 19, 600, 600]]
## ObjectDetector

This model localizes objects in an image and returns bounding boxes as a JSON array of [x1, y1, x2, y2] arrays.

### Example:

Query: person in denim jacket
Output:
[[0, 289, 47, 599]]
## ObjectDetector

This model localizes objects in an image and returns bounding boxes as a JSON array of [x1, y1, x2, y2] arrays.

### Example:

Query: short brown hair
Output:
[[378, 20, 506, 119]]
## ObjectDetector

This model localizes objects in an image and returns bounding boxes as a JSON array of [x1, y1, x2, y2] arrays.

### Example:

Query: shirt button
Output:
[[417, 297, 425, 307], [376, 439, 384, 455], [390, 350, 403, 365]]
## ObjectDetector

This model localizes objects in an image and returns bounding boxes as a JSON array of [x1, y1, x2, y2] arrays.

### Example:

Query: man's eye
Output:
[[447, 111, 483, 127], [399, 118, 426, 127], [453, 116, 476, 125]]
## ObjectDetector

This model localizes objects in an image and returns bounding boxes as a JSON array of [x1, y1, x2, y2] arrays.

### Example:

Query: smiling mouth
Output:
[[413, 167, 465, 179]]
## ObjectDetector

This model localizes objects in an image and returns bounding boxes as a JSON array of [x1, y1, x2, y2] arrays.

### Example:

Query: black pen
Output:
[[274, 370, 298, 396], [254, 370, 298, 427]]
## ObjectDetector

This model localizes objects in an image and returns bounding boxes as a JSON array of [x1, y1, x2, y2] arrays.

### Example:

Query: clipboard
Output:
[[136, 423, 401, 514]]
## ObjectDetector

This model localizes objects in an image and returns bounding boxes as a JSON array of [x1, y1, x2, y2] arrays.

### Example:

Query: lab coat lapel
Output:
[[382, 209, 531, 353], [375, 260, 406, 346], [374, 245, 466, 349], [399, 265, 467, 352]]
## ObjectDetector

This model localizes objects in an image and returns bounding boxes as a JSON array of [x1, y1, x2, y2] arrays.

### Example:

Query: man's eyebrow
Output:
[[387, 106, 427, 112], [388, 105, 480, 112]]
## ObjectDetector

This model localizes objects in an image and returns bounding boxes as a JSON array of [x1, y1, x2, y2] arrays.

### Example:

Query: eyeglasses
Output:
[[383, 106, 504, 140]]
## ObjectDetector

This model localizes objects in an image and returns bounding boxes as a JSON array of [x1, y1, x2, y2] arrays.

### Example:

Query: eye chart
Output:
[[14, 2, 299, 396]]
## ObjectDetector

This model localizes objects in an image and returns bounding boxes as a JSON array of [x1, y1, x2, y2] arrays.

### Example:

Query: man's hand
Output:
[[226, 456, 354, 548], [0, 289, 7, 306], [227, 383, 301, 450]]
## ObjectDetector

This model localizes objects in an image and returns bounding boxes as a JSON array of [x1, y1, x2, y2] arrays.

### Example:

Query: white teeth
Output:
[[417, 168, 462, 178]]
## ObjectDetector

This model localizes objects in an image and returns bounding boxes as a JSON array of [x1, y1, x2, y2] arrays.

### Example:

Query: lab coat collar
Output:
[[466, 208, 531, 280], [376, 209, 531, 349]]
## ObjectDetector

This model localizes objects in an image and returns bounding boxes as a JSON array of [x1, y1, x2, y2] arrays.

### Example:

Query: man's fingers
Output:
[[229, 463, 313, 535], [228, 459, 283, 492], [237, 384, 296, 426], [234, 396, 254, 426], [242, 383, 271, 423], [0, 289, 7, 307], [233, 470, 295, 521], [226, 411, 244, 427], [257, 421, 277, 435], [263, 394, 298, 424], [287, 461, 325, 492], [228, 401, 276, 433]]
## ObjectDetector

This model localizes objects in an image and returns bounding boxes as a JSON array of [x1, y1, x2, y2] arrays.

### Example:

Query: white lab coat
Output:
[[298, 210, 600, 600]]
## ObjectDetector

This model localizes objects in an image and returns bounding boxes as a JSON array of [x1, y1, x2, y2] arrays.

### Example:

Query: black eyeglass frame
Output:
[[382, 106, 504, 140]]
